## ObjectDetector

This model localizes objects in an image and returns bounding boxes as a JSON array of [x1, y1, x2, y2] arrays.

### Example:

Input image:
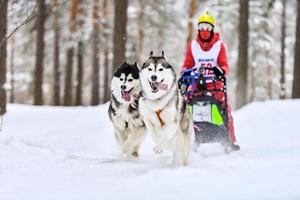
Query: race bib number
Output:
[[198, 58, 214, 75]]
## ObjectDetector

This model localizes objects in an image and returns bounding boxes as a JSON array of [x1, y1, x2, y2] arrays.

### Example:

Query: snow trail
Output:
[[1, 100, 300, 200]]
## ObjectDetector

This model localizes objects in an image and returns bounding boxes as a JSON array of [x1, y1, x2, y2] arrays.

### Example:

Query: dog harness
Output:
[[155, 109, 165, 126]]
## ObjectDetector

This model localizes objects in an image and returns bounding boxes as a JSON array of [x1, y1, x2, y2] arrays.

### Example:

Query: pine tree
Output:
[[0, 0, 8, 115], [112, 0, 128, 73], [186, 0, 196, 49], [53, 0, 61, 105], [236, 0, 249, 108], [75, 1, 86, 106], [137, 0, 145, 64], [91, 0, 100, 105], [64, 0, 79, 106], [280, 0, 287, 99], [33, 0, 46, 105], [10, 36, 15, 103], [103, 0, 110, 103], [292, 0, 300, 98]]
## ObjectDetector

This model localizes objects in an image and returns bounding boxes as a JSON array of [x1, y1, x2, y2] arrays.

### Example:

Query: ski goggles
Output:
[[198, 23, 214, 31]]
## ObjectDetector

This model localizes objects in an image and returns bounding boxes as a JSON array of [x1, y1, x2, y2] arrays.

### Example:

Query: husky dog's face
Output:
[[111, 62, 140, 103], [140, 51, 176, 100]]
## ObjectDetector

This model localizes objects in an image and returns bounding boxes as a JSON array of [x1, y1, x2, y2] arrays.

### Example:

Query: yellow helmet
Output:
[[197, 11, 216, 26]]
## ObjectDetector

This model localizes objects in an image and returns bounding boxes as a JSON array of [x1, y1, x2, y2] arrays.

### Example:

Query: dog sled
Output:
[[179, 66, 239, 153]]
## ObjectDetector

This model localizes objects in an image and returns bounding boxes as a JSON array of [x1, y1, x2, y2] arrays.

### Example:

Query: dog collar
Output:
[[155, 109, 165, 126]]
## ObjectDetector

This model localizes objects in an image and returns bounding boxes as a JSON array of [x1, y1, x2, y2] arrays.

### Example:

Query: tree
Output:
[[76, 41, 84, 105], [136, 0, 145, 64], [10, 36, 15, 103], [0, 0, 8, 115], [75, 1, 86, 106], [91, 0, 100, 105], [33, 0, 46, 105], [64, 0, 79, 106], [263, 0, 275, 99], [53, 0, 61, 105], [103, 0, 110, 103], [186, 0, 197, 49], [292, 0, 300, 98], [280, 0, 286, 99], [112, 0, 128, 73], [236, 0, 249, 109]]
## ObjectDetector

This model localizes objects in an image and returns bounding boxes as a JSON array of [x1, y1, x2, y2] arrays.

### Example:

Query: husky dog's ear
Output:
[[161, 51, 167, 61], [149, 51, 154, 58], [134, 62, 140, 70]]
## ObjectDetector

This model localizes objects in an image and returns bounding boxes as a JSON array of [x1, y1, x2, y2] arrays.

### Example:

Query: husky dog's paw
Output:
[[131, 151, 139, 158], [153, 146, 163, 154], [124, 153, 139, 161]]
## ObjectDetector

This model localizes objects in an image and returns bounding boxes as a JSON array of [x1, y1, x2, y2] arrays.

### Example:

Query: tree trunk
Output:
[[64, 0, 79, 106], [91, 0, 100, 105], [53, 0, 60, 105], [186, 0, 196, 49], [0, 0, 8, 115], [112, 0, 128, 73], [103, 0, 110, 103], [75, 1, 85, 106], [10, 36, 15, 103], [75, 41, 83, 105], [236, 0, 249, 109], [137, 0, 145, 64], [34, 0, 46, 105], [263, 0, 275, 99], [64, 48, 74, 106], [292, 0, 300, 98], [280, 0, 286, 99]]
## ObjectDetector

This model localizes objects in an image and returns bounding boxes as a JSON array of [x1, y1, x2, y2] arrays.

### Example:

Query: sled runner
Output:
[[179, 66, 235, 152]]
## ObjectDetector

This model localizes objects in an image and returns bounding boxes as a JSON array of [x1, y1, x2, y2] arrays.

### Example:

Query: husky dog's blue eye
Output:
[[148, 68, 152, 71], [159, 68, 163, 71], [128, 79, 133, 82], [120, 78, 124, 81]]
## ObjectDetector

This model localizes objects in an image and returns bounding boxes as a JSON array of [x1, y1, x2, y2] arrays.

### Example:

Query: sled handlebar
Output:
[[180, 67, 226, 82]]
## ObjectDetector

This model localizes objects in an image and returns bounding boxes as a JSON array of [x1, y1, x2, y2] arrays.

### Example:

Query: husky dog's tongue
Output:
[[155, 82, 168, 91], [122, 91, 131, 102]]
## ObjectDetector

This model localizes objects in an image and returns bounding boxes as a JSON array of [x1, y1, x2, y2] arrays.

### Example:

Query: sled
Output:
[[179, 66, 234, 152]]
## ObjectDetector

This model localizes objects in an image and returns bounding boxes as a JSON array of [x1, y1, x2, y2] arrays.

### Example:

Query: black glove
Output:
[[212, 66, 224, 78]]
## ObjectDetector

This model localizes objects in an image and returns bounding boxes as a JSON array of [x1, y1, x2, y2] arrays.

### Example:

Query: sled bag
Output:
[[189, 96, 224, 125]]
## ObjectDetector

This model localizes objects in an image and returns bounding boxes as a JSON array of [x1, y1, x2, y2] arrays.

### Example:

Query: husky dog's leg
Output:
[[182, 132, 193, 165], [172, 145, 185, 166], [142, 118, 163, 153], [184, 119, 194, 164], [192, 143, 198, 153], [115, 128, 128, 147], [153, 146, 163, 154], [122, 127, 146, 159], [132, 145, 140, 157]]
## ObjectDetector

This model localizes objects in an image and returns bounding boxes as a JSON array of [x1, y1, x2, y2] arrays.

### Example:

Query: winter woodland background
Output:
[[0, 0, 300, 114]]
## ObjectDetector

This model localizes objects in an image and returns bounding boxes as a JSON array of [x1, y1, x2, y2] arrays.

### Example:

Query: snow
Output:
[[1, 100, 300, 200]]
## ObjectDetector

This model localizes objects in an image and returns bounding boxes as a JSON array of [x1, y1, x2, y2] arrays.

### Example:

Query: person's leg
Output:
[[227, 104, 236, 143]]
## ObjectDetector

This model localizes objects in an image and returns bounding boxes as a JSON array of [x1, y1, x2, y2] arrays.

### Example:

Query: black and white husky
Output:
[[139, 51, 194, 166], [108, 62, 146, 160]]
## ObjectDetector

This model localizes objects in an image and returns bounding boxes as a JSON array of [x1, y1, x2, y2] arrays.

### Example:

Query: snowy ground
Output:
[[1, 100, 300, 200]]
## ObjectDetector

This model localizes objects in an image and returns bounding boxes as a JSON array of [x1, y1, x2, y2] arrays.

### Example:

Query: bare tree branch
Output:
[[0, 0, 69, 48], [0, 2, 38, 48]]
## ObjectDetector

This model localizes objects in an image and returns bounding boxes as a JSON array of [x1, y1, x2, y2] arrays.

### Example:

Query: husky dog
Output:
[[108, 62, 146, 160], [139, 51, 194, 166]]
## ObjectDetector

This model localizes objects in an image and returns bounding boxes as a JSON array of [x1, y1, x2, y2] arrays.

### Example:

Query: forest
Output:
[[0, 0, 300, 115]]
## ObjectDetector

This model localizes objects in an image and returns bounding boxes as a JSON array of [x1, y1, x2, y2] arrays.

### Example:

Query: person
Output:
[[181, 11, 240, 150]]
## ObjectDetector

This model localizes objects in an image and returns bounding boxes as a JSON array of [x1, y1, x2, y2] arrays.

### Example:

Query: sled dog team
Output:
[[108, 51, 194, 166]]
